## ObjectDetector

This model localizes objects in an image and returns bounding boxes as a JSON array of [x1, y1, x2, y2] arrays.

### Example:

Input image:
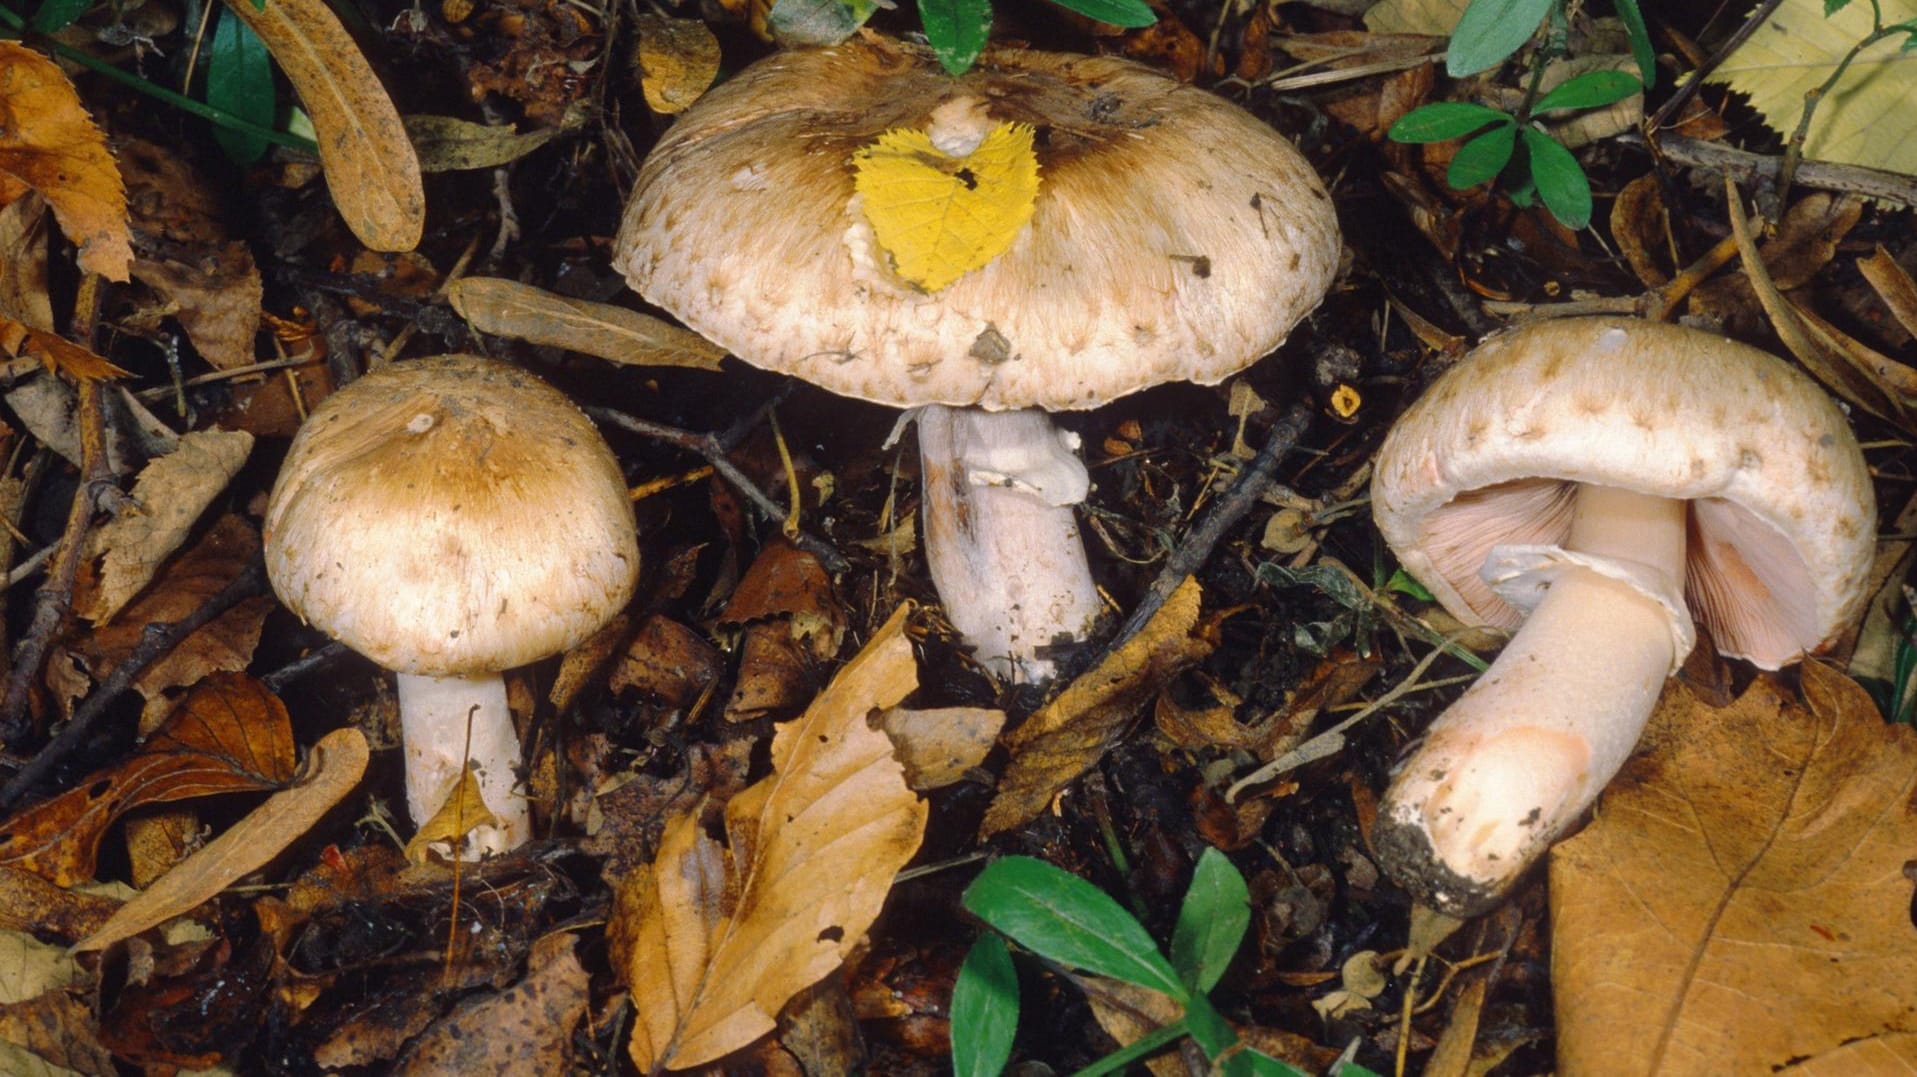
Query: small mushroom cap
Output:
[[614, 36, 1340, 412], [1372, 318, 1874, 669], [263, 356, 640, 676]]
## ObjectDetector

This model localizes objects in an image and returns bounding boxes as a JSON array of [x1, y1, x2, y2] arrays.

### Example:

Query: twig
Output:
[[261, 641, 351, 694], [0, 558, 268, 811], [585, 405, 849, 573], [1644, 0, 1788, 133], [1771, 8, 1909, 218], [1109, 403, 1312, 650], [1628, 132, 1917, 208], [0, 379, 115, 746]]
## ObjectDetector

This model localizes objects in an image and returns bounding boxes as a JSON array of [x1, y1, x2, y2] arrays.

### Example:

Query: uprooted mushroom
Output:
[[1369, 317, 1875, 915]]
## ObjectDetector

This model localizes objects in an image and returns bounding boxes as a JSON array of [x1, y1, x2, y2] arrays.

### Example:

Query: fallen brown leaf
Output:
[[447, 276, 725, 370], [0, 43, 130, 280], [634, 14, 722, 115], [979, 576, 1215, 838], [402, 767, 499, 864], [607, 613, 723, 709], [393, 932, 589, 1075], [86, 429, 253, 622], [1859, 246, 1917, 344], [217, 0, 424, 251], [0, 673, 296, 886], [0, 866, 117, 942], [402, 115, 563, 173], [0, 313, 129, 383], [74, 725, 368, 953], [118, 138, 263, 370], [0, 193, 54, 330], [611, 603, 929, 1071], [1551, 664, 1917, 1075], [877, 705, 1004, 790]]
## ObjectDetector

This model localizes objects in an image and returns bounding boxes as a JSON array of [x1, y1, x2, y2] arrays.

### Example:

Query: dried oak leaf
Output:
[[0, 43, 130, 281], [393, 932, 589, 1075], [610, 603, 929, 1071], [0, 673, 295, 887], [86, 429, 253, 623], [979, 576, 1215, 838], [1551, 663, 1917, 1075]]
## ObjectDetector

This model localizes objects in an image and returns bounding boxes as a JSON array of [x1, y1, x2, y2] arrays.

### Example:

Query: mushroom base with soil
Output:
[[916, 405, 1103, 682], [1375, 484, 1690, 916], [395, 672, 533, 856]]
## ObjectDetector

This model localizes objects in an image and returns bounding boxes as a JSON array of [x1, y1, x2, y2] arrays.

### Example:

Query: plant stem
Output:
[[0, 8, 317, 152]]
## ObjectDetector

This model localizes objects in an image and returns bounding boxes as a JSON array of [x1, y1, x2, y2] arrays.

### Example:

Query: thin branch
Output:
[[1623, 132, 1917, 208], [1645, 0, 1788, 133]]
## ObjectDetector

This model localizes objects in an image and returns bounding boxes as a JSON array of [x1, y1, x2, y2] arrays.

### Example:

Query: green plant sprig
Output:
[[1386, 0, 1654, 230], [954, 850, 1383, 1077]]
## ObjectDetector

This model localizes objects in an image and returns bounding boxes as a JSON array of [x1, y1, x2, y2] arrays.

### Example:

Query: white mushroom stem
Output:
[[917, 405, 1104, 682], [394, 672, 533, 857], [1375, 484, 1689, 915]]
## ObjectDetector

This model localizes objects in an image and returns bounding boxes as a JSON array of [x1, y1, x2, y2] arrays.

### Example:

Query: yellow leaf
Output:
[[851, 121, 1039, 293], [634, 14, 722, 115], [611, 603, 929, 1070], [403, 766, 500, 864], [0, 42, 131, 281], [1706, 0, 1917, 176], [1551, 665, 1917, 1074]]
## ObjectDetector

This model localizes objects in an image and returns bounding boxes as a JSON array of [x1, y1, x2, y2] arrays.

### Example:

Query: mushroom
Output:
[[263, 356, 639, 856], [1370, 317, 1874, 915], [614, 36, 1340, 680]]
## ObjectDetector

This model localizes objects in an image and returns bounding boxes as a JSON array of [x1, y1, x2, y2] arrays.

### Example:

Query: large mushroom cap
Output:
[[1372, 317, 1875, 669], [614, 36, 1341, 411], [264, 356, 640, 676]]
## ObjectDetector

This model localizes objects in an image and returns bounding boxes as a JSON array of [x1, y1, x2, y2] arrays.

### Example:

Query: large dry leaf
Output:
[[1551, 663, 1917, 1075], [0, 673, 296, 886], [0, 928, 107, 1077], [0, 43, 130, 281], [74, 725, 367, 953], [979, 576, 1215, 838], [446, 277, 725, 370], [402, 115, 561, 173], [1707, 0, 1917, 176], [86, 429, 253, 623], [217, 0, 424, 251], [612, 603, 929, 1070], [634, 14, 723, 115], [0, 313, 129, 383]]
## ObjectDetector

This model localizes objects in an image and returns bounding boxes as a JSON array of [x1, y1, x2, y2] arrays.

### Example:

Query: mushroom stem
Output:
[[1375, 484, 1688, 915], [916, 405, 1103, 682], [394, 672, 533, 857]]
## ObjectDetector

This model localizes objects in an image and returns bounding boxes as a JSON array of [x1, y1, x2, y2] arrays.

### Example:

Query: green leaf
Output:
[[1386, 102, 1513, 143], [1446, 121, 1517, 190], [1181, 993, 1237, 1059], [1046, 0, 1156, 27], [1613, 0, 1655, 87], [28, 0, 91, 34], [1522, 126, 1592, 229], [917, 0, 990, 75], [206, 8, 275, 164], [1383, 568, 1435, 602], [1333, 1064, 1387, 1077], [1533, 69, 1642, 113], [1075, 1021, 1190, 1077], [952, 935, 1019, 1077], [1445, 0, 1554, 76], [1824, 0, 1853, 13], [963, 856, 1188, 1001], [1170, 849, 1250, 994]]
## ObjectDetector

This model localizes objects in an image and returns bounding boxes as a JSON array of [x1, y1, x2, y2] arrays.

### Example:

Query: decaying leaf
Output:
[[118, 138, 263, 370], [0, 928, 111, 1077], [0, 313, 130, 383], [607, 614, 723, 709], [86, 429, 253, 623], [402, 115, 562, 172], [0, 193, 54, 330], [851, 120, 1040, 292], [0, 866, 117, 942], [393, 932, 590, 1075], [1362, 0, 1463, 36], [634, 14, 723, 115], [402, 767, 499, 864], [1551, 664, 1917, 1075], [0, 43, 130, 281], [611, 603, 929, 1070], [74, 725, 369, 953], [877, 706, 1005, 790], [446, 277, 725, 370], [1859, 245, 1917, 344], [216, 0, 425, 250], [0, 673, 296, 886], [980, 576, 1216, 838], [1076, 974, 1184, 1077], [721, 540, 849, 722], [1707, 0, 1917, 176]]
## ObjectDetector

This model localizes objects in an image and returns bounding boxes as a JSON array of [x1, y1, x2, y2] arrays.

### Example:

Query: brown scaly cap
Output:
[[263, 356, 640, 676], [614, 35, 1341, 411], [1372, 317, 1875, 669]]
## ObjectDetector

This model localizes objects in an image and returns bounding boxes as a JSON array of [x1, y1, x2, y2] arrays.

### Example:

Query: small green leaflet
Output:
[[1170, 848, 1250, 995], [1048, 0, 1155, 28], [1613, 0, 1656, 87], [1523, 126, 1592, 228], [917, 0, 990, 74], [1446, 0, 1554, 76], [1448, 121, 1517, 189], [951, 935, 1017, 1077], [1533, 69, 1642, 113], [962, 855, 1188, 1000], [1388, 102, 1512, 143], [28, 0, 92, 34], [207, 8, 276, 164]]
